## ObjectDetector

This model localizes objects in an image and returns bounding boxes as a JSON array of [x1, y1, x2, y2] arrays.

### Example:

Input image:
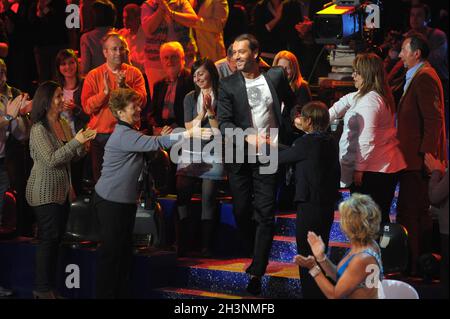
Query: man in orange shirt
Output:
[[82, 31, 147, 182]]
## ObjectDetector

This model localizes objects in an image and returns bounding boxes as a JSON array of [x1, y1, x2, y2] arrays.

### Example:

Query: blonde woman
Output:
[[328, 53, 406, 224], [273, 50, 311, 109], [294, 193, 384, 299]]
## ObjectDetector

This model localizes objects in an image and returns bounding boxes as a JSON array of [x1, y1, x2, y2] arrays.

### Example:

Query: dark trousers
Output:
[[94, 193, 137, 299], [33, 202, 69, 292], [350, 171, 399, 225], [396, 170, 432, 274], [296, 202, 334, 299], [91, 134, 111, 183], [176, 176, 218, 221], [441, 234, 449, 299], [228, 163, 277, 277]]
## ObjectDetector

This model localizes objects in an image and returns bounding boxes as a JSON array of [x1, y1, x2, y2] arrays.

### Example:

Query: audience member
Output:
[[176, 58, 225, 257], [94, 88, 191, 298], [278, 101, 340, 298], [425, 153, 448, 299], [81, 32, 147, 182], [80, 0, 117, 76], [396, 33, 447, 275], [26, 81, 96, 299], [192, 0, 228, 62], [329, 53, 407, 225], [55, 49, 90, 194], [141, 0, 198, 96], [294, 193, 384, 299]]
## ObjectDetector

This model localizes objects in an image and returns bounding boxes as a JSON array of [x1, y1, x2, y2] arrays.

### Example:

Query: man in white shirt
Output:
[[217, 34, 297, 295]]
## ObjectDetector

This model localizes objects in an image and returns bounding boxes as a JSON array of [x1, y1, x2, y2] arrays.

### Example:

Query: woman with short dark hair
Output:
[[26, 81, 96, 299], [94, 88, 192, 298]]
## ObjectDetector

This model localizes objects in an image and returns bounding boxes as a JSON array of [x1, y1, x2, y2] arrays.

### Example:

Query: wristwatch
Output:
[[207, 114, 216, 120], [309, 265, 322, 278], [3, 115, 14, 122]]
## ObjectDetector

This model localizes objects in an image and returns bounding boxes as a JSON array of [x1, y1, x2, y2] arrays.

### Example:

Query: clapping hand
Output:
[[116, 70, 127, 88], [75, 128, 97, 144], [293, 255, 317, 270], [103, 71, 110, 96], [424, 153, 446, 174], [307, 231, 326, 260], [6, 94, 29, 119]]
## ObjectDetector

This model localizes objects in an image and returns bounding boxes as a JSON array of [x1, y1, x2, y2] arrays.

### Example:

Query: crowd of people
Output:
[[0, 0, 448, 299]]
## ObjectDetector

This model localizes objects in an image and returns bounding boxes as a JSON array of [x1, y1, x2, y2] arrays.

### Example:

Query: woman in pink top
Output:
[[329, 53, 406, 224]]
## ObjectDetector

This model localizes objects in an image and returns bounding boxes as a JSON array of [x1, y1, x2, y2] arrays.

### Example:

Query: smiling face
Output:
[[49, 87, 64, 115], [58, 57, 78, 79], [232, 40, 258, 73], [276, 58, 293, 81], [103, 36, 127, 68], [118, 101, 141, 126], [352, 69, 363, 90], [160, 46, 184, 80], [193, 65, 212, 90]]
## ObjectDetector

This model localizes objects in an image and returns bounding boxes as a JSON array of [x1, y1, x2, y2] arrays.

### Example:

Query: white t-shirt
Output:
[[62, 88, 77, 136], [245, 74, 278, 132]]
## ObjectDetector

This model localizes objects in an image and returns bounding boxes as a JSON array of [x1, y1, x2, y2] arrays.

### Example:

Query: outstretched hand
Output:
[[293, 254, 317, 270]]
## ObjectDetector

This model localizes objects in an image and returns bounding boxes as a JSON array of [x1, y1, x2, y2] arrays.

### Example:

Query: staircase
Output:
[[149, 191, 353, 299]]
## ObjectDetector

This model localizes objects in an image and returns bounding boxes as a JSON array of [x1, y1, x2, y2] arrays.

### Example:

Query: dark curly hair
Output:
[[31, 81, 61, 129]]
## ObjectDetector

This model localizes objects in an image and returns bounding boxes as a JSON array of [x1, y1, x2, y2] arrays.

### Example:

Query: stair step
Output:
[[172, 258, 301, 298], [153, 287, 264, 299]]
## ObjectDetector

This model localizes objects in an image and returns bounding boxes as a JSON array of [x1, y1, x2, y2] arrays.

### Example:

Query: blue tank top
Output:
[[336, 246, 384, 288]]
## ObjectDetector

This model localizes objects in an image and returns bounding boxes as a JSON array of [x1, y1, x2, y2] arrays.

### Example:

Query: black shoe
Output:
[[246, 276, 262, 295]]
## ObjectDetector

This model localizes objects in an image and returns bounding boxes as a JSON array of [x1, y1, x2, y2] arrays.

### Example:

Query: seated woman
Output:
[[272, 50, 311, 110], [94, 88, 192, 299], [176, 58, 225, 257], [55, 48, 90, 194], [294, 193, 384, 299], [328, 53, 406, 225], [26, 81, 96, 299]]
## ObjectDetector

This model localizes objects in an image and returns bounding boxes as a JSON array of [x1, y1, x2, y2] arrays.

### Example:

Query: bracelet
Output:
[[316, 255, 327, 263], [207, 114, 216, 120], [309, 265, 322, 278]]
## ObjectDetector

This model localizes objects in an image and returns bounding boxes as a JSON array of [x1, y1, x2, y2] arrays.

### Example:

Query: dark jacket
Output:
[[278, 132, 340, 205], [397, 62, 447, 171], [72, 78, 90, 132], [148, 68, 194, 130], [218, 66, 297, 147]]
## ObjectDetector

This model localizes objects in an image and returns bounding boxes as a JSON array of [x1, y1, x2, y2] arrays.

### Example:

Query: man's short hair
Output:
[[102, 31, 127, 49], [298, 101, 330, 132], [226, 44, 234, 59], [109, 88, 140, 119], [160, 41, 185, 59], [407, 32, 430, 60], [234, 34, 260, 54]]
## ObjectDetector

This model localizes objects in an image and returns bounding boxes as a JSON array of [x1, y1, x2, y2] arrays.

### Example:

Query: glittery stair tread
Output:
[[177, 258, 299, 279], [154, 287, 265, 299]]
